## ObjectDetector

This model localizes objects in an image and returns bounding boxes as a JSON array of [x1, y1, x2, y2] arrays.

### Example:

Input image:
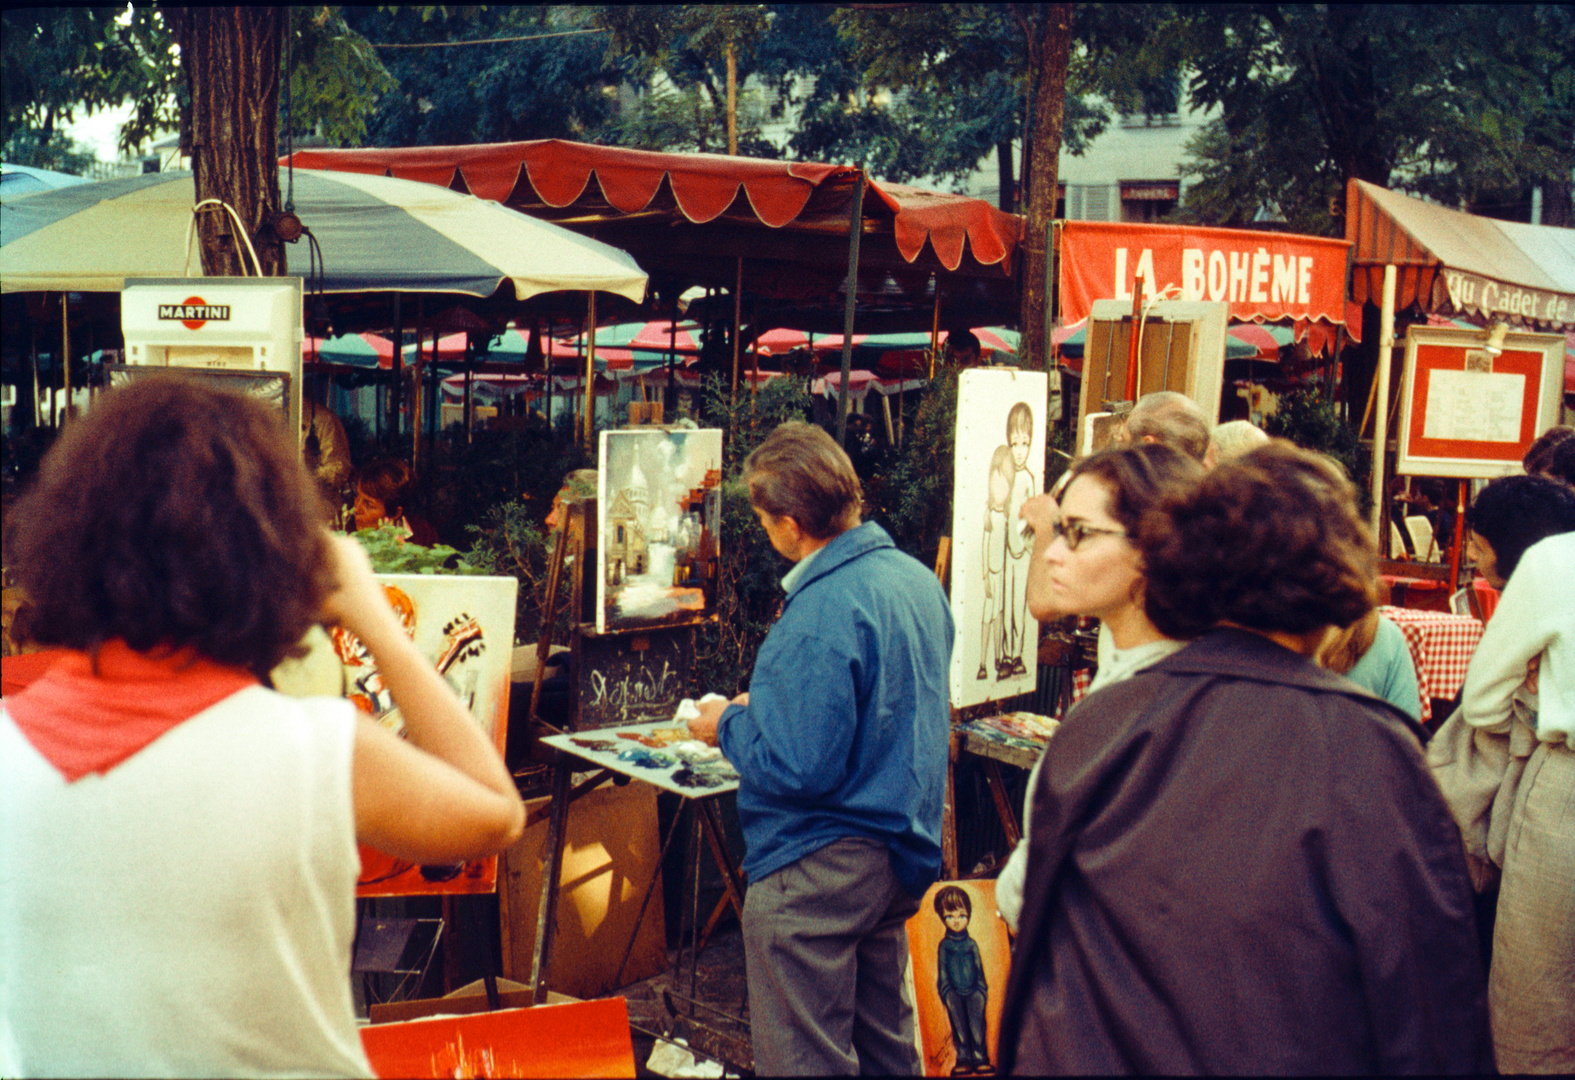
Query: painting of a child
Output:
[[934, 885, 993, 1075]]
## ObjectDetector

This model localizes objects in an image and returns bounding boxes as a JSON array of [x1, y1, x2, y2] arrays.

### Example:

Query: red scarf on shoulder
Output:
[[3, 640, 257, 782]]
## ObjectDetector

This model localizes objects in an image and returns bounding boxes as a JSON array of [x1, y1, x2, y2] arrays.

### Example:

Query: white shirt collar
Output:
[[781, 544, 821, 593]]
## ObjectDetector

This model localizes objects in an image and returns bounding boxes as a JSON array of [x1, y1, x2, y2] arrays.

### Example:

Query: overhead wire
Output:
[[370, 28, 607, 48]]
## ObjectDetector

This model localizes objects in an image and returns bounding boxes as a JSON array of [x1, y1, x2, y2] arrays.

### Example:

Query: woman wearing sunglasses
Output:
[[993, 443, 1203, 935], [997, 442, 1490, 1074]]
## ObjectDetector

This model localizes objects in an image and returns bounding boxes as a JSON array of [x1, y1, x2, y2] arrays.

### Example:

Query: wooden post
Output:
[[1448, 479, 1467, 593], [1123, 286, 1141, 402], [941, 728, 959, 880], [836, 171, 865, 448], [1371, 264, 1397, 540], [529, 757, 573, 1004]]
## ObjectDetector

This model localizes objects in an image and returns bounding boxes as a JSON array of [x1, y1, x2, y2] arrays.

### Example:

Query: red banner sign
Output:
[[1059, 221, 1350, 326]]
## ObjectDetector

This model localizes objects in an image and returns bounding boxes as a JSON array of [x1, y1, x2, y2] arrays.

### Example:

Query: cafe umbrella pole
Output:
[[836, 171, 865, 449], [582, 291, 597, 448]]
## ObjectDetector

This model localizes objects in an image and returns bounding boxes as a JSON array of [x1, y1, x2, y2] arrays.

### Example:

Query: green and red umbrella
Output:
[[303, 332, 467, 369]]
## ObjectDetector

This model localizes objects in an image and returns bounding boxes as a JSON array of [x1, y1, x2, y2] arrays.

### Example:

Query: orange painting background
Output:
[[360, 997, 635, 1078], [906, 879, 1012, 1077]]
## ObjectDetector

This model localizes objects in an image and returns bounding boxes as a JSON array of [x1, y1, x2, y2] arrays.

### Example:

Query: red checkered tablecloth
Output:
[[1378, 605, 1484, 725], [1072, 668, 1092, 704]]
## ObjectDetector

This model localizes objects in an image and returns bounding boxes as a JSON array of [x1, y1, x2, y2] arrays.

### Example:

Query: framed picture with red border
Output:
[[1397, 326, 1566, 478]]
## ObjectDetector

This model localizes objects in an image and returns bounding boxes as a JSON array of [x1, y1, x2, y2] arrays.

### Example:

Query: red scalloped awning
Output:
[[285, 139, 1021, 274]]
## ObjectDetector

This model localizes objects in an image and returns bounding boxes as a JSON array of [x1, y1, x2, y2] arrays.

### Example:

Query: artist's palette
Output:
[[543, 720, 741, 796]]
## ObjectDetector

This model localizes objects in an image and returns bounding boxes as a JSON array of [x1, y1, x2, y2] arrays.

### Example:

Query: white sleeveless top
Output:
[[1, 687, 374, 1078]]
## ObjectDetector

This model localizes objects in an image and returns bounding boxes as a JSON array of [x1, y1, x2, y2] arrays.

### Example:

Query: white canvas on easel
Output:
[[950, 368, 1048, 709]]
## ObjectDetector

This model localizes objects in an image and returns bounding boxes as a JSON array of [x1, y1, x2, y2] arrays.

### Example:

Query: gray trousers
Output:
[[743, 836, 923, 1076]]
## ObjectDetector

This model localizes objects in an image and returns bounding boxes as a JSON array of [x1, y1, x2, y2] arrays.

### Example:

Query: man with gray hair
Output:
[[1118, 390, 1211, 463], [687, 421, 953, 1075], [1205, 418, 1271, 469]]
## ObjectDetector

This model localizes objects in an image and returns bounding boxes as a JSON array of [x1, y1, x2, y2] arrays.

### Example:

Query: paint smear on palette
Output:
[[359, 998, 635, 1079]]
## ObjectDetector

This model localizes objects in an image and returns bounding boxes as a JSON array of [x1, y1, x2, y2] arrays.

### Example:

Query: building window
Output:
[[1120, 180, 1179, 223]]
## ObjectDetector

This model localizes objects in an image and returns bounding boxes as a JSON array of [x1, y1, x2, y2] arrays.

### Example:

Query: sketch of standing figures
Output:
[[978, 446, 1014, 679], [1000, 403, 1035, 679], [949, 369, 1046, 710]]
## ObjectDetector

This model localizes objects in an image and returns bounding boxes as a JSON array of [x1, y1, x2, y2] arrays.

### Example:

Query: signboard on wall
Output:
[[1396, 326, 1566, 478], [1059, 221, 1350, 328]]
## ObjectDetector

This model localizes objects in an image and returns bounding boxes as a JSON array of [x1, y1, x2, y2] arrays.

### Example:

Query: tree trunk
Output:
[[726, 39, 738, 156], [1019, 4, 1073, 373], [1541, 179, 1573, 229], [170, 8, 285, 277]]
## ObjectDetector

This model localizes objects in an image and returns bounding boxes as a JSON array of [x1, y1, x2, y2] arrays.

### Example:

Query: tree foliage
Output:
[[594, 4, 781, 156], [1172, 4, 1575, 231], [1, 5, 391, 158], [1, 6, 180, 155], [343, 6, 623, 147]]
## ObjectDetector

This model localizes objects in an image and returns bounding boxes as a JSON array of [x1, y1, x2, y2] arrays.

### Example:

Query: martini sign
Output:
[[158, 296, 233, 331]]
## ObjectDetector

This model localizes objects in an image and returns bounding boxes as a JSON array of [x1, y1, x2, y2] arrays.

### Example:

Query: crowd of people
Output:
[[3, 371, 1572, 1075]]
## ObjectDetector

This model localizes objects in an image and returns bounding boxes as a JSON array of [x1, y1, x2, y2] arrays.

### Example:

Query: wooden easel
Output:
[[521, 496, 743, 1004]]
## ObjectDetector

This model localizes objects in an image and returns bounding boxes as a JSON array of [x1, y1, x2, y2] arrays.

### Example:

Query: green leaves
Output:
[[350, 524, 480, 575], [1174, 4, 1575, 227], [284, 6, 394, 148]]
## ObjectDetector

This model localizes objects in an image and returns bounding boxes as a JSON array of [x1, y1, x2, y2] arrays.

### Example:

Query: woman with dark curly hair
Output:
[[1, 375, 524, 1077], [997, 441, 1492, 1075]]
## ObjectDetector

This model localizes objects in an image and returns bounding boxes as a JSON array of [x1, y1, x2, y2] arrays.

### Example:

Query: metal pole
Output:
[[582, 292, 597, 448], [1370, 264, 1397, 540], [730, 257, 743, 404], [59, 294, 70, 428], [413, 299, 426, 468], [668, 294, 678, 413], [929, 275, 941, 380], [391, 294, 403, 449], [30, 322, 41, 428], [836, 171, 865, 447]]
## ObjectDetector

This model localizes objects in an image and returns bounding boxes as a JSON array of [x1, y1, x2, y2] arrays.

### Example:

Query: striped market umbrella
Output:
[[1057, 321, 1267, 366], [2, 168, 647, 300], [1225, 322, 1295, 360], [303, 332, 467, 369]]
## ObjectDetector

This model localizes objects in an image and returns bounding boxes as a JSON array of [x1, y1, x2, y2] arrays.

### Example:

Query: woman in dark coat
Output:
[[997, 441, 1493, 1075]]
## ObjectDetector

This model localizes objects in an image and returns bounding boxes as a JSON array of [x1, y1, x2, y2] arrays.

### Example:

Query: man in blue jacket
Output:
[[687, 421, 954, 1076]]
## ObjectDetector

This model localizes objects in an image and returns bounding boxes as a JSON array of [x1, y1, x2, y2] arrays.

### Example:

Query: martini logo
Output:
[[158, 296, 231, 330]]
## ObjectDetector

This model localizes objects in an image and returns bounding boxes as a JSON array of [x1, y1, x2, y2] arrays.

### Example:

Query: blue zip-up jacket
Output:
[[717, 521, 954, 896]]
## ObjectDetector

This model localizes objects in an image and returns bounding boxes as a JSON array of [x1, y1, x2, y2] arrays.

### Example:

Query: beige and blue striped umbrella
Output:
[[0, 167, 647, 302]]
